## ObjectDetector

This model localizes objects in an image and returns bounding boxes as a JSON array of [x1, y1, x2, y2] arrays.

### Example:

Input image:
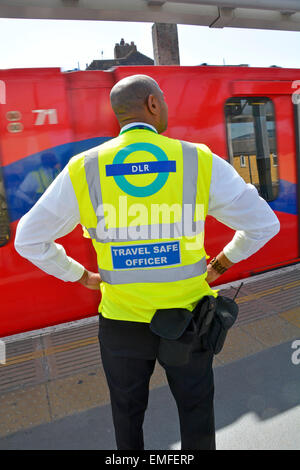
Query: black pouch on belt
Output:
[[149, 296, 216, 367], [202, 296, 239, 354]]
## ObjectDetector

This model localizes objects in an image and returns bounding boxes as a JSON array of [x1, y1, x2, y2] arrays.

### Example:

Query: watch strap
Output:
[[209, 257, 228, 275]]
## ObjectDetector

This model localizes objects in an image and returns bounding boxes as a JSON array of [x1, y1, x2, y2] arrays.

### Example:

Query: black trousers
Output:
[[98, 314, 216, 451]]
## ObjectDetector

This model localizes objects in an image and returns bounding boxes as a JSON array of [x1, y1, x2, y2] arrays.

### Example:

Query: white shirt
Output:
[[15, 123, 280, 282]]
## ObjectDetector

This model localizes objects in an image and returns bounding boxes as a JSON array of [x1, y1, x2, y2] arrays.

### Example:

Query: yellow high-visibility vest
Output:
[[32, 168, 59, 196], [68, 126, 217, 323]]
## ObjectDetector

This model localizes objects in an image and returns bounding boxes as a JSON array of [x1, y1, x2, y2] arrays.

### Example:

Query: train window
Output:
[[0, 168, 10, 246], [225, 97, 279, 201]]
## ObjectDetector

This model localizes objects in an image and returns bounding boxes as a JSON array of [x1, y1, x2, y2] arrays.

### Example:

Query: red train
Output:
[[0, 65, 299, 337]]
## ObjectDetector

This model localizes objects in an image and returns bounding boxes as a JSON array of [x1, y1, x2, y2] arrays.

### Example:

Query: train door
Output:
[[224, 80, 299, 275]]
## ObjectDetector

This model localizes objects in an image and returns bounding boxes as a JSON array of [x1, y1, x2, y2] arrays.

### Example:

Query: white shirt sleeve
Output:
[[208, 153, 280, 263], [15, 165, 85, 282]]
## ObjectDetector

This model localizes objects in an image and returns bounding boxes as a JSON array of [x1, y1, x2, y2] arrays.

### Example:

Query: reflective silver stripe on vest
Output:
[[99, 256, 207, 285], [84, 141, 201, 243], [84, 151, 103, 214], [86, 220, 204, 243]]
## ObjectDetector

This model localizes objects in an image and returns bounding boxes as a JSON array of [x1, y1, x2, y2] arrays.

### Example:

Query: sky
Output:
[[0, 18, 300, 71]]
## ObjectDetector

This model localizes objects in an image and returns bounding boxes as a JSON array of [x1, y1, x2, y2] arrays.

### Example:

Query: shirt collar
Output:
[[119, 122, 158, 135]]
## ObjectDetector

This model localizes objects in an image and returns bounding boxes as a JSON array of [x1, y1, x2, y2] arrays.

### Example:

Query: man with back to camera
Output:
[[15, 74, 280, 450]]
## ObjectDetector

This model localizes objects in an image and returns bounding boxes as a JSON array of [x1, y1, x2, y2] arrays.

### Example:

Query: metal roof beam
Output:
[[1, 1, 300, 32], [167, 1, 300, 13], [147, 1, 166, 5], [209, 6, 234, 28]]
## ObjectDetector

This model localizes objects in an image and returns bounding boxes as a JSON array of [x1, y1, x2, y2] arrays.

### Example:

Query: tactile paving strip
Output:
[[0, 338, 45, 393], [218, 285, 270, 326], [42, 322, 101, 380], [245, 269, 300, 291], [219, 269, 300, 325]]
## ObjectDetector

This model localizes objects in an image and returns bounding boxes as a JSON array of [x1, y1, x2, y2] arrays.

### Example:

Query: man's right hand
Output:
[[78, 269, 101, 290]]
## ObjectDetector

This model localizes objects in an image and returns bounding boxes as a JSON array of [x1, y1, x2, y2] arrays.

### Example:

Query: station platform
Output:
[[0, 264, 300, 450]]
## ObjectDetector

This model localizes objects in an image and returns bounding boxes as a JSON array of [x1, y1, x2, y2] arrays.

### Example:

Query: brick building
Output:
[[86, 38, 154, 70]]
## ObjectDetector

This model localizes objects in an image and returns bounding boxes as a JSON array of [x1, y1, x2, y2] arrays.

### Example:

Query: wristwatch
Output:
[[208, 257, 228, 275]]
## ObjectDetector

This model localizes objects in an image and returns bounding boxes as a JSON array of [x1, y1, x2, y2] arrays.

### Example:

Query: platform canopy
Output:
[[0, 0, 300, 31]]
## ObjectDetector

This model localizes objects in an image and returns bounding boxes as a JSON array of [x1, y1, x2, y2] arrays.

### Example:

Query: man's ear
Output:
[[147, 94, 159, 116]]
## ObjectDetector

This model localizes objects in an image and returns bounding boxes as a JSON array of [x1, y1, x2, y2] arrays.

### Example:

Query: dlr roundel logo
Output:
[[105, 143, 176, 197]]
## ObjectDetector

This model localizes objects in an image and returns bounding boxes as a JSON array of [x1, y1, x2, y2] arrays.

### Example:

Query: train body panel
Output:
[[0, 65, 299, 336]]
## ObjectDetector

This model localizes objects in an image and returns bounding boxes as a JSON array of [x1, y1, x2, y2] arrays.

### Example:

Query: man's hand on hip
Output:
[[78, 270, 101, 290], [206, 251, 234, 285], [206, 264, 222, 285]]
